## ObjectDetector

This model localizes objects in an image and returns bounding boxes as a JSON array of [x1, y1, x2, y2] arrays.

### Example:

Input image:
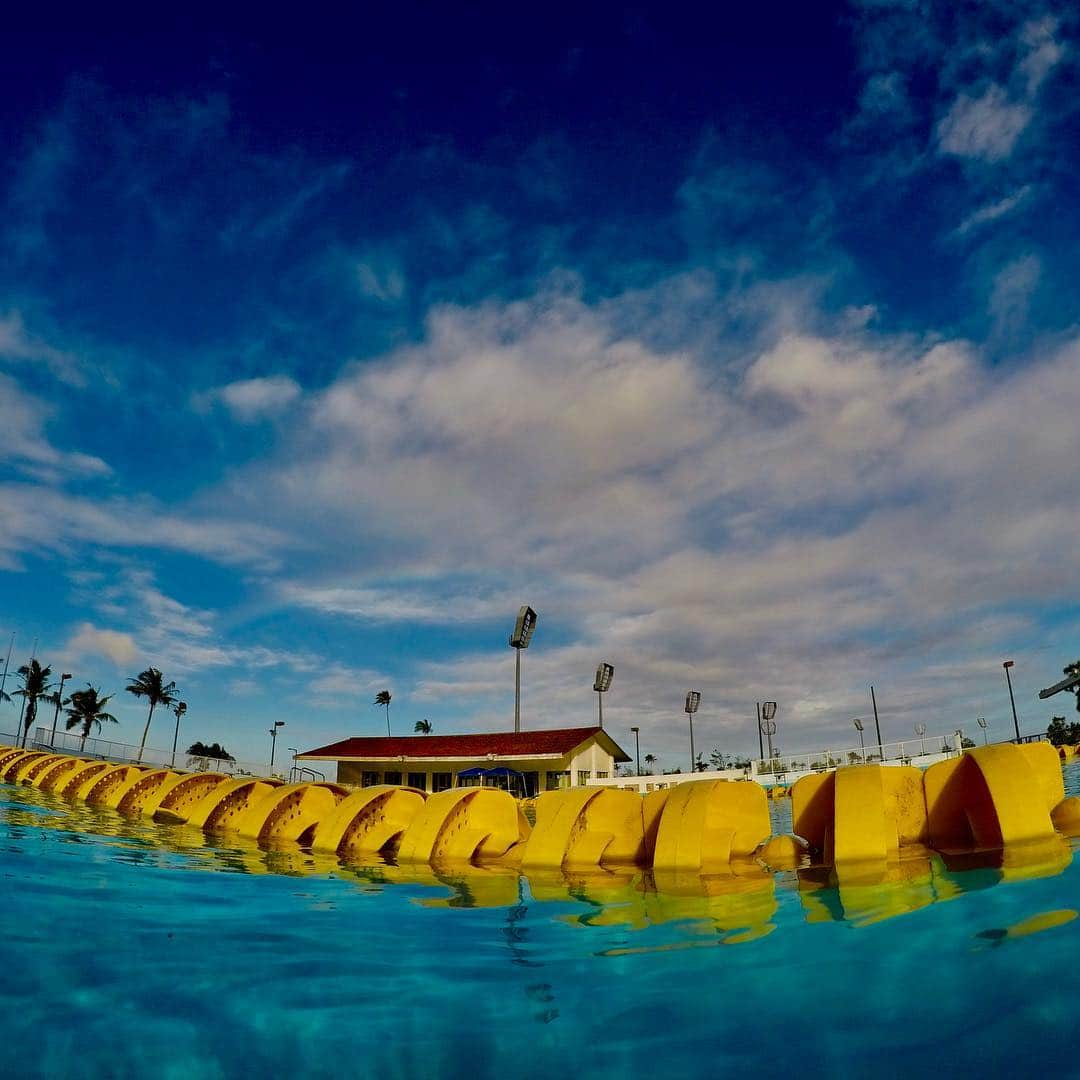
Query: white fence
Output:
[[28, 726, 279, 779], [752, 733, 966, 779], [592, 731, 970, 792]]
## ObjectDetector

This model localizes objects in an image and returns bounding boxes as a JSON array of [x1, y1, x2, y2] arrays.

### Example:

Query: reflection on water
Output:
[[3, 780, 1077, 938]]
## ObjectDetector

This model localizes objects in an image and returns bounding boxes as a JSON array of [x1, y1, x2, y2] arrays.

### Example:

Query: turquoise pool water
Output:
[[4, 769, 1080, 1079]]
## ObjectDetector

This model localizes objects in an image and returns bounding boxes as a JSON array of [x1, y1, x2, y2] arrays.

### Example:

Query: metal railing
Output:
[[753, 733, 965, 778], [30, 727, 278, 779]]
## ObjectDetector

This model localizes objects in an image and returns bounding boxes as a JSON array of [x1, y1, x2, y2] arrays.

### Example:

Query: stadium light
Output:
[[630, 725, 641, 777], [915, 721, 927, 755], [269, 720, 286, 770], [509, 605, 537, 733], [852, 717, 865, 760], [49, 673, 73, 747], [685, 691, 701, 774], [593, 662, 614, 729]]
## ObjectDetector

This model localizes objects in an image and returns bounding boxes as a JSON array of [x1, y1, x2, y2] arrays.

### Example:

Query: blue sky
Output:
[[2, 2, 1079, 766]]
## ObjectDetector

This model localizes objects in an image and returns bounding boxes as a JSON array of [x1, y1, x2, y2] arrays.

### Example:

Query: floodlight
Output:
[[852, 718, 864, 732], [761, 701, 777, 721], [509, 605, 538, 732], [976, 717, 987, 729], [914, 722, 927, 735], [509, 606, 537, 649], [593, 663, 614, 693], [685, 691, 701, 714]]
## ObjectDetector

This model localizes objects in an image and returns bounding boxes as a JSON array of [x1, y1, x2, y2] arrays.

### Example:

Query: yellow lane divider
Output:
[[2, 742, 1078, 882]]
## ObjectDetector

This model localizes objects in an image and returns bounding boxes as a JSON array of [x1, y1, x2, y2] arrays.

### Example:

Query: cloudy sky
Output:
[[2, 3, 1079, 766]]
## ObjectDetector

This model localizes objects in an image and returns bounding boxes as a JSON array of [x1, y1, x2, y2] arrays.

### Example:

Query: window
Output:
[[361, 771, 380, 787], [595, 771, 609, 779], [384, 771, 402, 786], [577, 770, 592, 786], [407, 772, 427, 791], [432, 772, 453, 792], [546, 771, 570, 790]]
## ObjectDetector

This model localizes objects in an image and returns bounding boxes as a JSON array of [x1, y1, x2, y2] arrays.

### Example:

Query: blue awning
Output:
[[455, 766, 524, 779]]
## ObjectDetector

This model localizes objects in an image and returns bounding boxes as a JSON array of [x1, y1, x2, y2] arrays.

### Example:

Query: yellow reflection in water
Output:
[[4, 780, 1079, 941]]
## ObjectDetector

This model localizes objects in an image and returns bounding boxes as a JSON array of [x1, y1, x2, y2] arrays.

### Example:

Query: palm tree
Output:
[[64, 686, 118, 750], [643, 752, 657, 774], [126, 667, 180, 762], [414, 718, 433, 734], [374, 690, 392, 736], [170, 701, 188, 767], [14, 659, 52, 747]]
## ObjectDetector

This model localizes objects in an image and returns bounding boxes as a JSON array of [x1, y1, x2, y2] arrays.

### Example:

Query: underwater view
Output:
[[4, 766, 1080, 1079]]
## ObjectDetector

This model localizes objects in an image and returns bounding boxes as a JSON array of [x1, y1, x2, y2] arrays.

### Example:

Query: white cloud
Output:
[[197, 287, 1080, 753], [279, 582, 511, 623], [0, 310, 84, 385], [989, 254, 1041, 338], [953, 185, 1032, 236], [195, 374, 302, 421], [0, 483, 287, 572], [936, 85, 1032, 162], [0, 372, 110, 484], [1019, 17, 1065, 96], [355, 254, 406, 303], [9, 277, 1080, 757], [65, 623, 139, 666]]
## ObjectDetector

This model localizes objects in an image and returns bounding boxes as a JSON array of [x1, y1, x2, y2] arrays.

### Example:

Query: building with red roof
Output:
[[296, 726, 630, 797]]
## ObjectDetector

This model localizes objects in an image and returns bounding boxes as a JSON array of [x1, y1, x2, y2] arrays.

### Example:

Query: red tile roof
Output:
[[298, 725, 630, 762]]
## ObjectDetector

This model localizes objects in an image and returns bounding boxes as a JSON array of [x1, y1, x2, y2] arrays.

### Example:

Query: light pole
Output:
[[170, 701, 187, 768], [269, 720, 285, 771], [853, 717, 865, 761], [49, 673, 73, 746], [685, 691, 701, 774], [915, 722, 927, 756], [630, 726, 641, 777], [1003, 660, 1021, 742], [287, 747, 298, 781], [593, 662, 614, 729], [870, 685, 882, 756], [0, 632, 13, 711], [977, 716, 988, 745], [756, 702, 763, 759], [509, 606, 537, 733]]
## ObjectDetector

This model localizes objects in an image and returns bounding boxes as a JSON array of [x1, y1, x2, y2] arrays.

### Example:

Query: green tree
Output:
[[374, 690, 392, 736], [187, 740, 234, 761], [1048, 716, 1070, 746], [643, 753, 657, 773], [64, 686, 117, 750], [126, 667, 180, 762], [414, 718, 432, 734], [14, 659, 52, 747]]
